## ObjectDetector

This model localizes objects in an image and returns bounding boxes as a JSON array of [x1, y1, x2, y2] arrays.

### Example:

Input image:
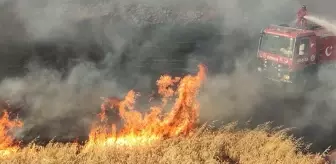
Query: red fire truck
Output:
[[256, 7, 336, 93]]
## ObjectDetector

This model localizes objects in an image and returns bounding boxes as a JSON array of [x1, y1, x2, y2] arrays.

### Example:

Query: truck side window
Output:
[[297, 38, 310, 55]]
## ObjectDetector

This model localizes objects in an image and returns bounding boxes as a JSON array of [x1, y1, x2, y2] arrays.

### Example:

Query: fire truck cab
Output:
[[257, 15, 336, 93]]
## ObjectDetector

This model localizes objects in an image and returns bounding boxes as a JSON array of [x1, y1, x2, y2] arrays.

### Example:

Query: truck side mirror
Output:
[[299, 44, 305, 55]]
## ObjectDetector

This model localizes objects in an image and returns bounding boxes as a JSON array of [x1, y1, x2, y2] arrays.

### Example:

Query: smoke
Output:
[[292, 14, 336, 130], [195, 0, 336, 152], [14, 0, 117, 40], [283, 13, 336, 151], [2, 0, 297, 135], [198, 62, 264, 122], [0, 61, 125, 138], [5, 0, 336, 151], [185, 0, 300, 122]]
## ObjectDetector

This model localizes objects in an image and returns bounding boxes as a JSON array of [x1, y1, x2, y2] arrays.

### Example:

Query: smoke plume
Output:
[[2, 0, 336, 153], [0, 0, 297, 136]]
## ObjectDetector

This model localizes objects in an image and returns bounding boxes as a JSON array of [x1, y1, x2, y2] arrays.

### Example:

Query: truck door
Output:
[[295, 36, 311, 69], [295, 35, 317, 66], [294, 35, 317, 89]]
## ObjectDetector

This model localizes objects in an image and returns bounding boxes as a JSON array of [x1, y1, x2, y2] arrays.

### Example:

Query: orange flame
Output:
[[0, 111, 23, 156], [87, 64, 206, 147]]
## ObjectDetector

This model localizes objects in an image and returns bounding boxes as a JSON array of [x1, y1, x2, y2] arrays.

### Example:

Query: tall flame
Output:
[[0, 110, 23, 156], [87, 64, 206, 147]]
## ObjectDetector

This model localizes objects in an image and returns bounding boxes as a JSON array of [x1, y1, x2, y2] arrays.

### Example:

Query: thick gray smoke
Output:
[[286, 13, 336, 151], [194, 0, 336, 152], [0, 0, 300, 137], [3, 0, 336, 152]]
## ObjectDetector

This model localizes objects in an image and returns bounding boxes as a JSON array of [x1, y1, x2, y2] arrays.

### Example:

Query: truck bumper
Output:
[[256, 68, 305, 96], [265, 77, 293, 84], [257, 67, 293, 84]]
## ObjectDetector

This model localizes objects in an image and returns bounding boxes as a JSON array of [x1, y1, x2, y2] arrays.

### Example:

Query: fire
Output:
[[0, 110, 23, 157], [87, 64, 206, 147]]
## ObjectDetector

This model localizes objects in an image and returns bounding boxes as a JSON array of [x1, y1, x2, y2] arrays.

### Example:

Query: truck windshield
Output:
[[259, 33, 295, 58]]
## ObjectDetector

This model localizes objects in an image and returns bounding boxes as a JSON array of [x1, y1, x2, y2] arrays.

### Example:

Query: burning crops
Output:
[[86, 64, 206, 147], [0, 64, 207, 152], [0, 64, 326, 164], [0, 111, 23, 157]]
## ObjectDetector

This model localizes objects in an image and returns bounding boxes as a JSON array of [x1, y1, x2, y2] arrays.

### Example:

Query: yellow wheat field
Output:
[[0, 122, 326, 164]]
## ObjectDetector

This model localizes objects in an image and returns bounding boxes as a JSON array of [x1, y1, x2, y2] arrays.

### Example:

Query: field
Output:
[[0, 65, 329, 164], [0, 123, 326, 164]]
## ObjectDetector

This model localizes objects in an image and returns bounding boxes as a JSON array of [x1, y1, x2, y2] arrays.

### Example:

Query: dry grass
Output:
[[0, 122, 326, 164]]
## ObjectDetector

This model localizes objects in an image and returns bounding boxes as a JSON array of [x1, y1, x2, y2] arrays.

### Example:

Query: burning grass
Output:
[[0, 123, 325, 164], [0, 64, 327, 163], [0, 111, 23, 157], [87, 64, 206, 148]]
